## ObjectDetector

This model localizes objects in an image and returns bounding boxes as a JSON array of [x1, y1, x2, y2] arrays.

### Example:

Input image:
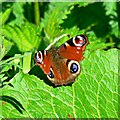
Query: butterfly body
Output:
[[35, 35, 89, 86]]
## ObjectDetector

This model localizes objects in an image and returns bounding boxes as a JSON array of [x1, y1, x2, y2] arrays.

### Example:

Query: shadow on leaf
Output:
[[1, 95, 25, 114]]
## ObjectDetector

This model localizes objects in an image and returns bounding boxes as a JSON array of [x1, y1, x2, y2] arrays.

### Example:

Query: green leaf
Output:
[[8, 2, 25, 26], [86, 32, 114, 51], [1, 8, 12, 25], [0, 37, 13, 60], [1, 49, 118, 118], [41, 2, 71, 41], [2, 22, 41, 52], [103, 2, 119, 38]]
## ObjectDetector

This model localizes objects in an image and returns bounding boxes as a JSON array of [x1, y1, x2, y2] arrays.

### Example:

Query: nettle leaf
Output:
[[1, 49, 118, 118], [1, 7, 12, 25], [2, 22, 41, 52], [103, 2, 119, 38], [41, 2, 71, 41], [8, 2, 25, 26]]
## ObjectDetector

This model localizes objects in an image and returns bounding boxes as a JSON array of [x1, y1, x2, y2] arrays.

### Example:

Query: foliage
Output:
[[0, 1, 119, 119]]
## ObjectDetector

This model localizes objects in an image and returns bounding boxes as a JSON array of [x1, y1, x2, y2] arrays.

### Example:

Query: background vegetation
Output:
[[0, 2, 119, 118]]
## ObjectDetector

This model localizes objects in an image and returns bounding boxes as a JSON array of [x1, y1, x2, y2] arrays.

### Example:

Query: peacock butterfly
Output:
[[34, 34, 89, 86]]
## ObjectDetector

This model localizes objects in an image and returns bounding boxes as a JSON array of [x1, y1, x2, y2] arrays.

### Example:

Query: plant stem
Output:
[[34, 2, 40, 25]]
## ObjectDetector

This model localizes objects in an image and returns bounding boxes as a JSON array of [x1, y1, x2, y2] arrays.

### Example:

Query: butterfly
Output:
[[34, 34, 89, 86]]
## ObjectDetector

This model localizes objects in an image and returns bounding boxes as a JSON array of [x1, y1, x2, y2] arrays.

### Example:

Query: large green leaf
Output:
[[1, 49, 118, 118]]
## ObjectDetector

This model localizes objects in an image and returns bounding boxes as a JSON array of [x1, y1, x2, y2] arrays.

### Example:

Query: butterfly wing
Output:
[[58, 35, 89, 61], [34, 35, 89, 86], [51, 59, 81, 86], [34, 50, 52, 74], [46, 48, 81, 86]]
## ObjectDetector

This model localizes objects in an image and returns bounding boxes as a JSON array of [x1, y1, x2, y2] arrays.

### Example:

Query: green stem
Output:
[[34, 2, 40, 25]]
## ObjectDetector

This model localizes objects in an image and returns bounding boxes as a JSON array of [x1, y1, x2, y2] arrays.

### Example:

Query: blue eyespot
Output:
[[70, 63, 78, 73], [48, 69, 54, 78]]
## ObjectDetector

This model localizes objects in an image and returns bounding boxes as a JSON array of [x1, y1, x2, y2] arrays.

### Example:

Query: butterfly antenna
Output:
[[30, 64, 36, 70], [45, 34, 69, 50]]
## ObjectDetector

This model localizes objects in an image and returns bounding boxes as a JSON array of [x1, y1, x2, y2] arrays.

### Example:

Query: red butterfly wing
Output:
[[34, 50, 52, 74], [34, 35, 89, 86], [58, 35, 88, 61]]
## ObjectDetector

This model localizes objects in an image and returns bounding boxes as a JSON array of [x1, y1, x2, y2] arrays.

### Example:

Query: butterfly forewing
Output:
[[58, 35, 88, 61], [34, 50, 52, 74]]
